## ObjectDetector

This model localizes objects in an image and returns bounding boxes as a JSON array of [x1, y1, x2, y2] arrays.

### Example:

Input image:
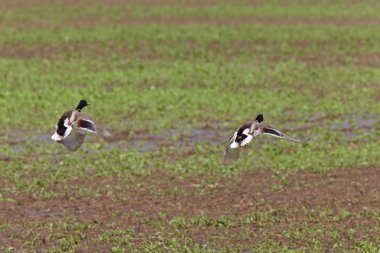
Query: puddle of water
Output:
[[10, 145, 27, 153], [330, 115, 379, 141], [34, 133, 52, 142], [105, 140, 159, 152], [105, 128, 228, 151], [3, 114, 379, 153], [309, 114, 378, 128], [5, 131, 28, 145], [355, 116, 378, 128]]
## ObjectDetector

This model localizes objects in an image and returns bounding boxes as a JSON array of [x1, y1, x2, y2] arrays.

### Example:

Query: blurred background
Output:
[[0, 0, 379, 251]]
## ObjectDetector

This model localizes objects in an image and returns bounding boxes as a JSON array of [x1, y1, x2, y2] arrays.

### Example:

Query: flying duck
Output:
[[51, 100, 110, 151], [224, 114, 300, 161]]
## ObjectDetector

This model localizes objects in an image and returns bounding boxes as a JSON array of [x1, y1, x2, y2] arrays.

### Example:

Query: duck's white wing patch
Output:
[[240, 134, 253, 147], [51, 132, 62, 141], [57, 129, 86, 151], [226, 131, 238, 149], [51, 125, 73, 141], [229, 142, 240, 149], [262, 127, 300, 142]]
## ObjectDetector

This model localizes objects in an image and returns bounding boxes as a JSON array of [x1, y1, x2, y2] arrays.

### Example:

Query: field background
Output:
[[1, 0, 380, 252]]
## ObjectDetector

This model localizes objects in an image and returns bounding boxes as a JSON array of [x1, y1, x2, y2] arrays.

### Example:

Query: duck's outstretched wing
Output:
[[57, 128, 86, 151], [94, 124, 111, 138], [223, 131, 240, 163], [224, 146, 240, 163], [73, 115, 111, 139], [262, 126, 300, 142], [75, 119, 97, 134]]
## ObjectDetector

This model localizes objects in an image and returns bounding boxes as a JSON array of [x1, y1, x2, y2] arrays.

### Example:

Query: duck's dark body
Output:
[[56, 111, 72, 136], [235, 123, 251, 143], [233, 114, 264, 144]]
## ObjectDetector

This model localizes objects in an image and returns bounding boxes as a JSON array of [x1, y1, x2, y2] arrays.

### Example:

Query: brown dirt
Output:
[[354, 53, 380, 67], [96, 16, 380, 27], [0, 0, 262, 8], [0, 44, 59, 60], [1, 167, 380, 250], [2, 38, 377, 69], [0, 155, 11, 162], [1, 0, 379, 33], [3, 16, 380, 31], [0, 40, 370, 69]]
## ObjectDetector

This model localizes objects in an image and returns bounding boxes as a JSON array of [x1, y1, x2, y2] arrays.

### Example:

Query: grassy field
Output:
[[0, 0, 380, 252]]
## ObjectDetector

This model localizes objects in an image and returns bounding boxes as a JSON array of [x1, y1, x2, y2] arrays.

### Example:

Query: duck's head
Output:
[[76, 100, 89, 111], [255, 114, 264, 123]]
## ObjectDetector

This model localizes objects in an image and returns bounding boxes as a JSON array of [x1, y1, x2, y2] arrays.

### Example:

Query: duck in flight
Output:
[[224, 114, 300, 161], [51, 100, 110, 151]]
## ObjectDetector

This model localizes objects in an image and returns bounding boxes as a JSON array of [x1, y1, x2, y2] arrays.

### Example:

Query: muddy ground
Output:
[[1, 167, 379, 250]]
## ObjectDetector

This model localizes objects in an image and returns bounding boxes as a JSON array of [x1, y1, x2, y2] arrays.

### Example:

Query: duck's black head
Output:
[[255, 114, 264, 123], [76, 100, 89, 111]]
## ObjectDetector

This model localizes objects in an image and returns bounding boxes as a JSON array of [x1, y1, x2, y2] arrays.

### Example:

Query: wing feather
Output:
[[224, 131, 242, 163], [73, 117, 111, 138], [57, 129, 86, 151], [262, 127, 300, 142]]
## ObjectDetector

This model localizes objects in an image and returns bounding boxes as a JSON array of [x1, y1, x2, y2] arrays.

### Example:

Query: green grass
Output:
[[0, 0, 380, 251]]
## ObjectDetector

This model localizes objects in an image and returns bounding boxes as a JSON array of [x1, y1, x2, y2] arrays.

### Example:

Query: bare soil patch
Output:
[[0, 44, 60, 60], [354, 53, 380, 67], [0, 0, 261, 8], [4, 16, 380, 31], [3, 39, 376, 69]]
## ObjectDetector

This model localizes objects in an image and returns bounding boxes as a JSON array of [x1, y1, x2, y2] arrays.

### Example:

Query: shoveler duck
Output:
[[51, 100, 110, 151], [224, 114, 300, 161]]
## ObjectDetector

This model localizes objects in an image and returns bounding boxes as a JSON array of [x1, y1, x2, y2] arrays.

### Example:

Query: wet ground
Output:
[[1, 113, 378, 153]]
